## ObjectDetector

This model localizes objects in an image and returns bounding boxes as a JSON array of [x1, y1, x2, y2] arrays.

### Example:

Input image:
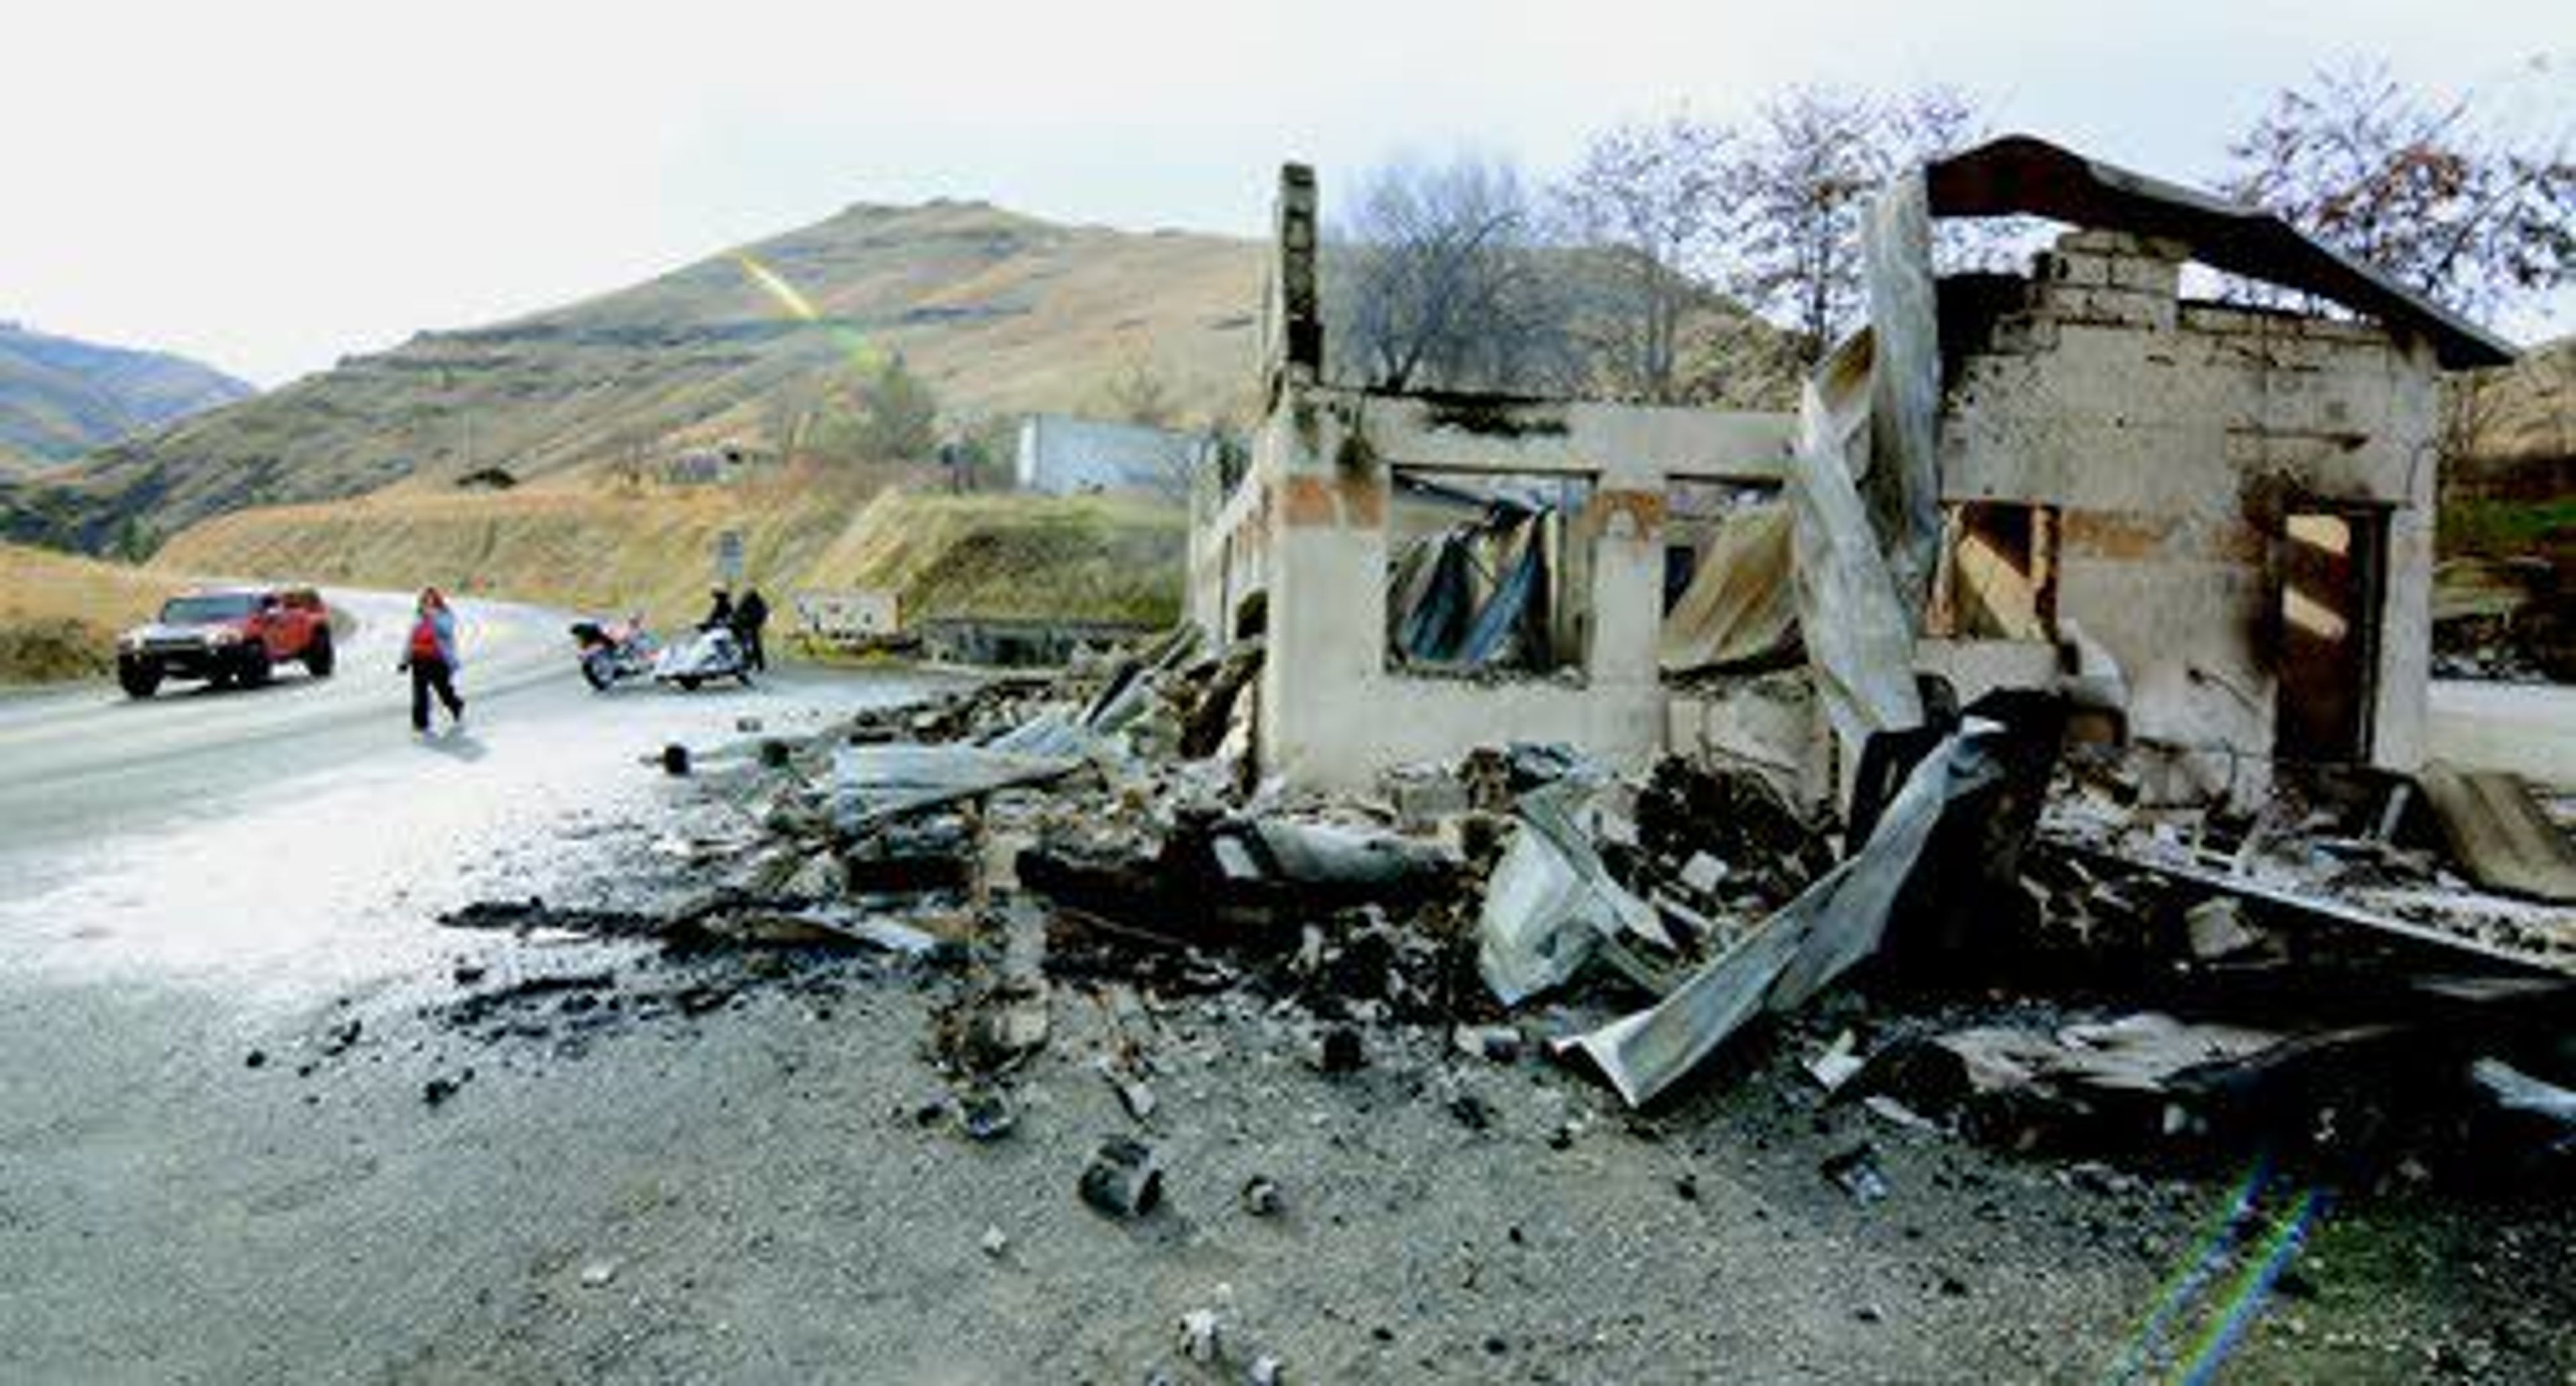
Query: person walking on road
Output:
[[401, 587, 465, 733], [731, 585, 770, 672]]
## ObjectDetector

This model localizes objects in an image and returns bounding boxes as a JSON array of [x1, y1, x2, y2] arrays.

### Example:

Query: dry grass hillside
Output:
[[0, 542, 185, 683], [801, 490, 1183, 626], [156, 470, 1183, 640], [5, 201, 1263, 551], [2461, 337, 2575, 474], [2445, 337, 2575, 571]]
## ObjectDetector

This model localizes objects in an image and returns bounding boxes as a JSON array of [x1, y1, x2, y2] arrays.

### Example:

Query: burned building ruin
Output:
[[1193, 138, 2517, 810]]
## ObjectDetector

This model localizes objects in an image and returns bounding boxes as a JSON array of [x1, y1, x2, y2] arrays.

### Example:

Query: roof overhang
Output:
[[1923, 136, 2518, 370]]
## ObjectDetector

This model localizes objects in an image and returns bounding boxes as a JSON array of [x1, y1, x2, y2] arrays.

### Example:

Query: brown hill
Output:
[[0, 541, 188, 683], [154, 472, 1183, 638], [3, 201, 1263, 551], [2455, 337, 2575, 490]]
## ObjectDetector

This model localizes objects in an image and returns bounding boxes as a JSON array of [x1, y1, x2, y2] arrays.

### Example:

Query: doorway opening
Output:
[[2274, 504, 2386, 763]]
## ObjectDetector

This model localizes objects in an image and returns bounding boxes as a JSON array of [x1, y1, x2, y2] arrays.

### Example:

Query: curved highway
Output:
[[0, 592, 569, 851], [0, 589, 954, 1000]]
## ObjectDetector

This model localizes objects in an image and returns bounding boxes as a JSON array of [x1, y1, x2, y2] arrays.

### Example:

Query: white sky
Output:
[[3, 0, 2567, 385]]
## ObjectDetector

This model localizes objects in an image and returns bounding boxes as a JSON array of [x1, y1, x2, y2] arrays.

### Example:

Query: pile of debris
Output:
[[428, 623, 2574, 1197], [2432, 557, 2571, 684]]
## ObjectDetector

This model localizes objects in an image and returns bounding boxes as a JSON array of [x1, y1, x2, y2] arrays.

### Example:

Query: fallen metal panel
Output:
[[2418, 761, 2576, 904], [2046, 837, 2571, 977], [1863, 170, 1943, 617], [1389, 533, 1469, 661], [1786, 333, 1926, 751], [1558, 724, 2005, 1108], [2473, 1057, 2576, 1126], [1657, 504, 1799, 674], [1458, 517, 1546, 665], [1479, 780, 1672, 1006], [833, 744, 1085, 832]]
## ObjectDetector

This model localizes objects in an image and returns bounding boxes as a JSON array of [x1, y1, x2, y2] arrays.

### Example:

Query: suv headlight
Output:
[[205, 627, 240, 645]]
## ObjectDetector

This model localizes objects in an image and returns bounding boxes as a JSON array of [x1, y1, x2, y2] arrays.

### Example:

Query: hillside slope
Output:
[[0, 541, 186, 683], [2456, 337, 2573, 482], [7, 203, 1261, 551], [0, 321, 253, 467], [156, 472, 1183, 637], [2444, 337, 2574, 571]]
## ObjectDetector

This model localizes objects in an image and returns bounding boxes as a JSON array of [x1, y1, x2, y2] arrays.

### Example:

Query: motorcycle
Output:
[[653, 623, 754, 691], [570, 617, 659, 690]]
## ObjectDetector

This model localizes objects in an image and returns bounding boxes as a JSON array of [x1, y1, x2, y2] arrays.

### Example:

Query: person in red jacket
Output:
[[399, 587, 465, 733]]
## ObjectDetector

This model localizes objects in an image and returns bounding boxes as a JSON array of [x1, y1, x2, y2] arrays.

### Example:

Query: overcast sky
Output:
[[3, 0, 2566, 385]]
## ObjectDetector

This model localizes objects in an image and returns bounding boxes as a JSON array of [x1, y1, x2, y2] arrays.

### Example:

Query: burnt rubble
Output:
[[412, 625, 2574, 1199]]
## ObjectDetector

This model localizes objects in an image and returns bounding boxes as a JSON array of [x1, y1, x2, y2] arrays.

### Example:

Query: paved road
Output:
[[0, 589, 949, 1002], [2428, 678, 2576, 788], [0, 591, 980, 1379], [0, 591, 562, 853]]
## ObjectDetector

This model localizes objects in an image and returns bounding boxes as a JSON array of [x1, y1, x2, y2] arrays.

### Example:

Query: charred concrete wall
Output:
[[1218, 385, 1790, 790], [1922, 229, 2439, 793], [1202, 162, 1800, 792]]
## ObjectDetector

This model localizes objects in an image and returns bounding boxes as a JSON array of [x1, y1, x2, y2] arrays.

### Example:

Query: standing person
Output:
[[731, 585, 770, 672], [400, 587, 465, 733]]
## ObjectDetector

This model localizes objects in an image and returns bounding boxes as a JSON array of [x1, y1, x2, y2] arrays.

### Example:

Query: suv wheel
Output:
[[305, 632, 335, 678], [117, 661, 162, 699], [238, 645, 272, 688]]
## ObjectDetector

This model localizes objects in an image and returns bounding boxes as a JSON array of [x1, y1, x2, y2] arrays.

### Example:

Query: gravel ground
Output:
[[3, 710, 2567, 1384]]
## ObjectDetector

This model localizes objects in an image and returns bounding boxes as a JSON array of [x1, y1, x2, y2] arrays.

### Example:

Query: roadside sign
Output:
[[714, 530, 745, 586], [793, 589, 900, 641]]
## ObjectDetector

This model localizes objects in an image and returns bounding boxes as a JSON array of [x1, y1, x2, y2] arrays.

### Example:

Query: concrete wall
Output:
[[1017, 414, 1205, 496], [1240, 385, 1792, 791], [1210, 166, 2449, 800], [1931, 229, 2440, 788]]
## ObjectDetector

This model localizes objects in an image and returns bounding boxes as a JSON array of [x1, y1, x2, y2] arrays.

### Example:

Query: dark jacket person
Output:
[[731, 587, 770, 671]]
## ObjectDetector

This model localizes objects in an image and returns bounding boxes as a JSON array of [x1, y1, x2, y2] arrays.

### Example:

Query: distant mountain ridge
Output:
[[0, 322, 253, 469], [0, 200, 1265, 550]]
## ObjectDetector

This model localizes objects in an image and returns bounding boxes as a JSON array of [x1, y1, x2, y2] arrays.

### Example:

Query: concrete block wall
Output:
[[1243, 385, 1793, 791], [1934, 229, 2440, 782]]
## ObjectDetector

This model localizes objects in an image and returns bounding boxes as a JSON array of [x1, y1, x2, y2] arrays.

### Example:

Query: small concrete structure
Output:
[[1903, 138, 2512, 802], [1193, 164, 1796, 791], [664, 444, 769, 486], [1920, 231, 2440, 795], [792, 588, 901, 649], [1016, 414, 1212, 498]]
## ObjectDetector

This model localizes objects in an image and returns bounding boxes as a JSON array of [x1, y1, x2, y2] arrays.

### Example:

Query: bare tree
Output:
[[760, 374, 827, 467], [1551, 113, 1733, 401], [1102, 352, 1179, 428], [807, 355, 941, 464], [1722, 85, 1988, 362], [2222, 61, 2573, 322], [1326, 153, 1570, 394], [852, 353, 941, 461]]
